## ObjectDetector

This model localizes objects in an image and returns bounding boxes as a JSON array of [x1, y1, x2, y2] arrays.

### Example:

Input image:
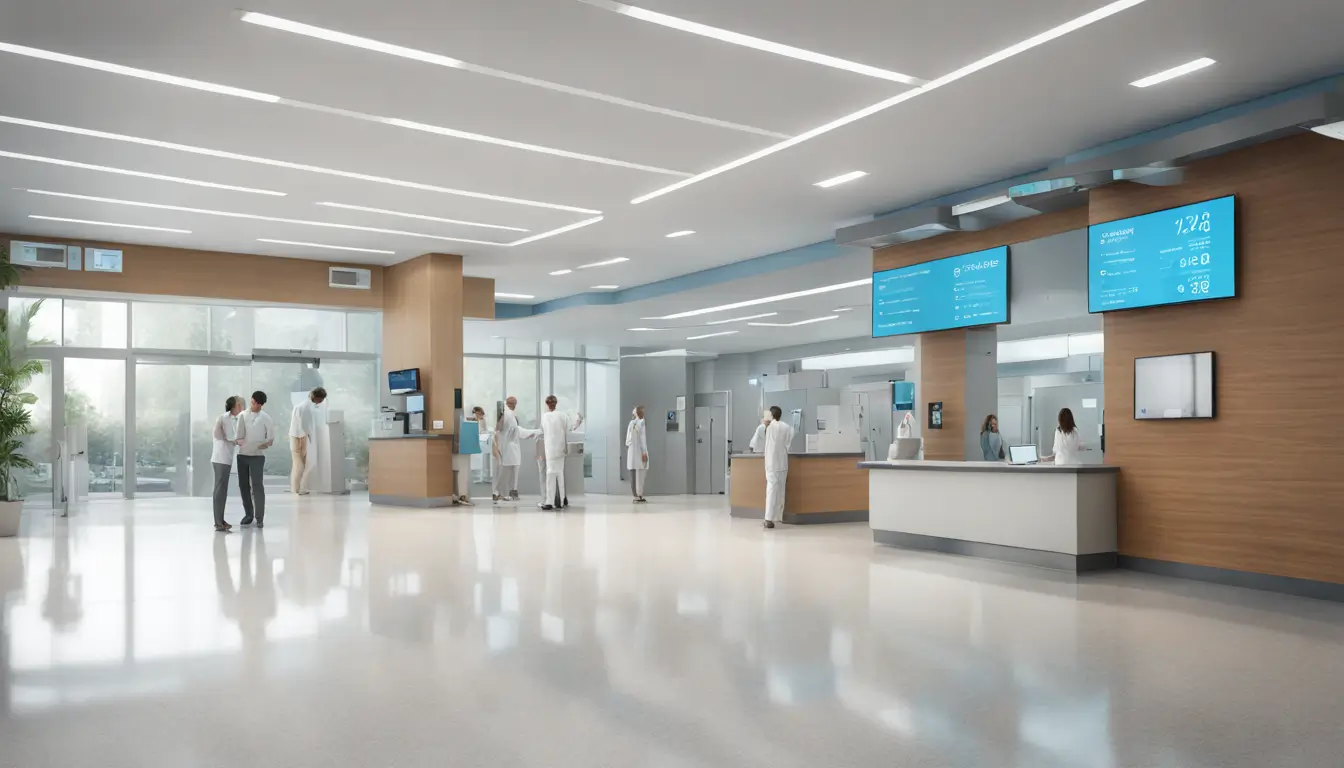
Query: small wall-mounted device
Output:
[[85, 248, 123, 273], [928, 401, 944, 430], [666, 410, 679, 432], [9, 241, 74, 269]]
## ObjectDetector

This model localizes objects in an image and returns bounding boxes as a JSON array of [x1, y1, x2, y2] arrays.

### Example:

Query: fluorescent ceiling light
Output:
[[687, 330, 737, 340], [550, 269, 574, 276], [576, 1, 924, 85], [239, 11, 787, 139], [629, 0, 1149, 205], [257, 238, 394, 255], [626, 327, 662, 331], [316, 202, 527, 231], [28, 214, 190, 234], [951, 195, 1013, 216], [832, 307, 854, 313], [507, 216, 604, 247], [706, 312, 777, 325], [800, 347, 914, 370], [814, 171, 867, 188], [665, 230, 696, 238], [1130, 57, 1215, 88], [495, 292, 535, 300], [591, 285, 619, 290], [652, 277, 871, 320], [0, 42, 280, 102], [748, 315, 840, 327], [0, 115, 601, 214], [578, 257, 630, 269], [0, 149, 285, 196], [26, 189, 506, 245]]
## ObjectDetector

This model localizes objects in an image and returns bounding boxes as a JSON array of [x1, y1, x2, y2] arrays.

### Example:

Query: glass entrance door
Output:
[[64, 358, 126, 498], [134, 360, 249, 497]]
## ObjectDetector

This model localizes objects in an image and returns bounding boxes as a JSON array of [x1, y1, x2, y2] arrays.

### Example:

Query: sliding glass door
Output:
[[133, 360, 249, 497]]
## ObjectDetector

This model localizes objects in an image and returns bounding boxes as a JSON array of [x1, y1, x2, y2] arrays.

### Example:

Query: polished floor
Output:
[[1, 492, 1342, 767]]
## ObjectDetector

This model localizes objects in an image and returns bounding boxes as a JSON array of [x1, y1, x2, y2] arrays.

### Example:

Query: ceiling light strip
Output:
[[316, 202, 527, 232], [550, 269, 574, 276], [239, 12, 788, 139], [749, 315, 840, 327], [0, 115, 600, 214], [577, 257, 630, 269], [705, 312, 777, 325], [1130, 57, 1216, 88], [28, 214, 191, 234], [665, 230, 696, 238], [507, 216, 605, 247], [653, 278, 872, 320], [27, 189, 506, 245], [0, 149, 285, 195], [496, 292, 535, 300], [629, 0, 1149, 205], [814, 171, 867, 188], [257, 238, 395, 255], [687, 330, 738, 340], [575, 0, 924, 86]]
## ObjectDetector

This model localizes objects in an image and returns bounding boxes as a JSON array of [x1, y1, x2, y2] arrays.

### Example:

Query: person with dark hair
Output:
[[1044, 407, 1086, 466], [761, 404, 796, 529], [980, 414, 1005, 461], [237, 390, 275, 527], [211, 395, 245, 532], [289, 387, 327, 495]]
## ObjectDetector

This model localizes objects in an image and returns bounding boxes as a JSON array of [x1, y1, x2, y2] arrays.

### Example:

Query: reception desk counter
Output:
[[863, 461, 1120, 571], [369, 433, 455, 508], [730, 453, 868, 524]]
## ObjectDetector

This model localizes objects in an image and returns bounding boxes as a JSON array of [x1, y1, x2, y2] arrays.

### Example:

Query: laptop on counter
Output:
[[1008, 445, 1039, 465]]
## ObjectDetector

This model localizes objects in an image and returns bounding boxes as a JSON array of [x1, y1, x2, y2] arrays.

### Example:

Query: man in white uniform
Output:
[[539, 395, 571, 511], [289, 387, 326, 495], [761, 405, 796, 530], [492, 396, 539, 502]]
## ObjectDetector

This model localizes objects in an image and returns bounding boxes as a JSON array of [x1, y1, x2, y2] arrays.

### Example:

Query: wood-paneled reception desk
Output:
[[729, 453, 868, 524]]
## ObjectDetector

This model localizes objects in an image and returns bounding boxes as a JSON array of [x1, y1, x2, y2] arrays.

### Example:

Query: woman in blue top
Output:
[[980, 414, 1006, 462]]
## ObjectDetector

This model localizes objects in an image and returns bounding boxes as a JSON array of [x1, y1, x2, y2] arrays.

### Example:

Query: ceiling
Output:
[[3, 0, 1343, 340]]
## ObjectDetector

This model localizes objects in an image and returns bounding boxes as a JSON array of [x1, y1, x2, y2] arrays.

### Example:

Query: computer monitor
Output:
[[1008, 445, 1039, 465], [405, 394, 425, 414]]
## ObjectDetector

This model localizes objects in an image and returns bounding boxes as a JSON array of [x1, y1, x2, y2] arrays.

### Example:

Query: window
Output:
[[65, 358, 126, 494], [254, 308, 345, 351], [553, 360, 580, 418], [320, 359, 379, 483], [132, 302, 209, 350], [505, 358, 539, 428], [18, 361, 53, 501], [64, 300, 128, 348], [464, 357, 505, 427], [7, 297, 61, 346], [347, 312, 381, 354], [210, 306, 254, 354]]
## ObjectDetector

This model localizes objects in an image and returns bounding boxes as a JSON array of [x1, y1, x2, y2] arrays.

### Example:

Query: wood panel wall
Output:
[[918, 331, 968, 461], [381, 252, 463, 435], [1094, 133, 1344, 584]]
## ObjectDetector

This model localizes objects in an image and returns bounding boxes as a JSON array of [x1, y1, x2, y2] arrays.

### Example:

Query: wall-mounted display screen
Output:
[[1089, 195, 1235, 313], [1134, 351, 1215, 419], [388, 367, 420, 394], [872, 246, 1010, 337]]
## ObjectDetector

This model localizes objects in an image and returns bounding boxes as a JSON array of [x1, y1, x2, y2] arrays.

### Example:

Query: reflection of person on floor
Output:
[[214, 531, 276, 667], [42, 526, 82, 629], [289, 387, 326, 495]]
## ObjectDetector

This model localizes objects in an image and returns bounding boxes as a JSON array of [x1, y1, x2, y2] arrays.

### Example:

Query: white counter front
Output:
[[863, 460, 1120, 571]]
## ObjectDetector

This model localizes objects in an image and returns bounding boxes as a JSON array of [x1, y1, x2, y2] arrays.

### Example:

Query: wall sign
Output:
[[928, 401, 943, 430]]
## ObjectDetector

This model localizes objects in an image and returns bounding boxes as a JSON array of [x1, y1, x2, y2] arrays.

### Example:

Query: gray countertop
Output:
[[369, 433, 453, 440], [732, 452, 866, 459], [860, 460, 1119, 474]]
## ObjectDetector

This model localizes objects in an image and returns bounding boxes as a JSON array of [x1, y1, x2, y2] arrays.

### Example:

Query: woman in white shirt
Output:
[[1044, 407, 1085, 466], [625, 406, 649, 503], [211, 396, 245, 532]]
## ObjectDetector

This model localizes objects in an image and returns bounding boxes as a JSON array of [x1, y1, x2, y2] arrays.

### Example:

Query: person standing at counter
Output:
[[761, 405, 796, 530], [492, 396, 539, 502], [455, 406, 485, 506], [980, 414, 1005, 462], [625, 406, 649, 503], [539, 395, 571, 511], [1043, 407, 1085, 466]]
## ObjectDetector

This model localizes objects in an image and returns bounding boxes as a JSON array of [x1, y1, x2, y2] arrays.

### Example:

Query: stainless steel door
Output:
[[694, 406, 727, 494]]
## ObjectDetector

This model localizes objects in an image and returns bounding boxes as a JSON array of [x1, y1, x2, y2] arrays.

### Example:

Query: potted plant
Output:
[[0, 245, 44, 537]]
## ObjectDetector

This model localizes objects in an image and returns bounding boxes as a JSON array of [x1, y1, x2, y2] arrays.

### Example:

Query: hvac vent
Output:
[[10, 240, 72, 268], [329, 266, 372, 290]]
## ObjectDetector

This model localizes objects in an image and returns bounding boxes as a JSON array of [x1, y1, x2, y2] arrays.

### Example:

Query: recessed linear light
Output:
[[706, 312, 777, 325], [239, 11, 787, 139], [257, 238, 395, 255], [0, 115, 601, 214], [665, 230, 696, 238], [814, 171, 867, 188], [687, 330, 738, 340], [575, 1, 924, 86], [591, 285, 620, 290], [25, 189, 505, 245], [1130, 57, 1216, 88], [626, 327, 663, 331], [316, 202, 527, 232], [748, 315, 840, 327], [508, 217, 604, 247], [0, 149, 285, 196], [495, 292, 535, 300], [578, 257, 630, 269], [629, 0, 1149, 205], [0, 42, 280, 102], [28, 214, 190, 234], [832, 307, 855, 313], [550, 269, 574, 276], [652, 277, 872, 320]]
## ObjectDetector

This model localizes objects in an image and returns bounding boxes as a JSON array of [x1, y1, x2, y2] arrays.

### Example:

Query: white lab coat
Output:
[[496, 407, 532, 467], [762, 420, 795, 523], [625, 418, 648, 470], [748, 423, 767, 452], [541, 409, 571, 460]]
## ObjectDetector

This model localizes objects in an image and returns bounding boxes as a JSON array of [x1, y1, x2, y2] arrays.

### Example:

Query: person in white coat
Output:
[[748, 421, 767, 452], [538, 395, 571, 510], [492, 396, 539, 502], [1043, 407, 1087, 466], [761, 405, 796, 530], [625, 406, 649, 503]]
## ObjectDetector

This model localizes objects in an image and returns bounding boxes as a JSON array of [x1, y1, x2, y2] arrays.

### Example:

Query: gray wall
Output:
[[621, 356, 694, 495]]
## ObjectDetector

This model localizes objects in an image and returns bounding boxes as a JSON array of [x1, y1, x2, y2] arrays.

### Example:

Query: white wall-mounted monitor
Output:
[[1134, 352, 1215, 419]]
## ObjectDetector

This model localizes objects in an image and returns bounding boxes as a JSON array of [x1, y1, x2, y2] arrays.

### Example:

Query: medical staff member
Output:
[[1043, 407, 1086, 466], [625, 406, 649, 503], [237, 390, 276, 527], [454, 406, 485, 506], [492, 396, 538, 501], [539, 395, 571, 510], [289, 387, 325, 495], [761, 405, 796, 530], [211, 396, 245, 532], [748, 422, 767, 452]]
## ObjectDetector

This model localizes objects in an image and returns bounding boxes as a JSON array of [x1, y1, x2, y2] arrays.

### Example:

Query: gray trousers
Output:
[[212, 461, 232, 526], [237, 454, 266, 521]]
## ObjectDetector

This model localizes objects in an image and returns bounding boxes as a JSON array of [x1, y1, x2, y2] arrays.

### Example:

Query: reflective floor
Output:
[[1, 493, 1342, 767]]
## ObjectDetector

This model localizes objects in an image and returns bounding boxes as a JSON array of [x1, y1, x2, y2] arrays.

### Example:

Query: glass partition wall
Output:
[[9, 293, 381, 505]]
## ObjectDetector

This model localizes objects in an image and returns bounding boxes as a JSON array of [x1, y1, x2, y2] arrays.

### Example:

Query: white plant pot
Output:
[[0, 499, 22, 538]]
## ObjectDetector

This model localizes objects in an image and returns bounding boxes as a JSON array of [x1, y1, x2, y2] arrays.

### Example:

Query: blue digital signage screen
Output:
[[872, 246, 1010, 338], [1089, 195, 1236, 313]]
